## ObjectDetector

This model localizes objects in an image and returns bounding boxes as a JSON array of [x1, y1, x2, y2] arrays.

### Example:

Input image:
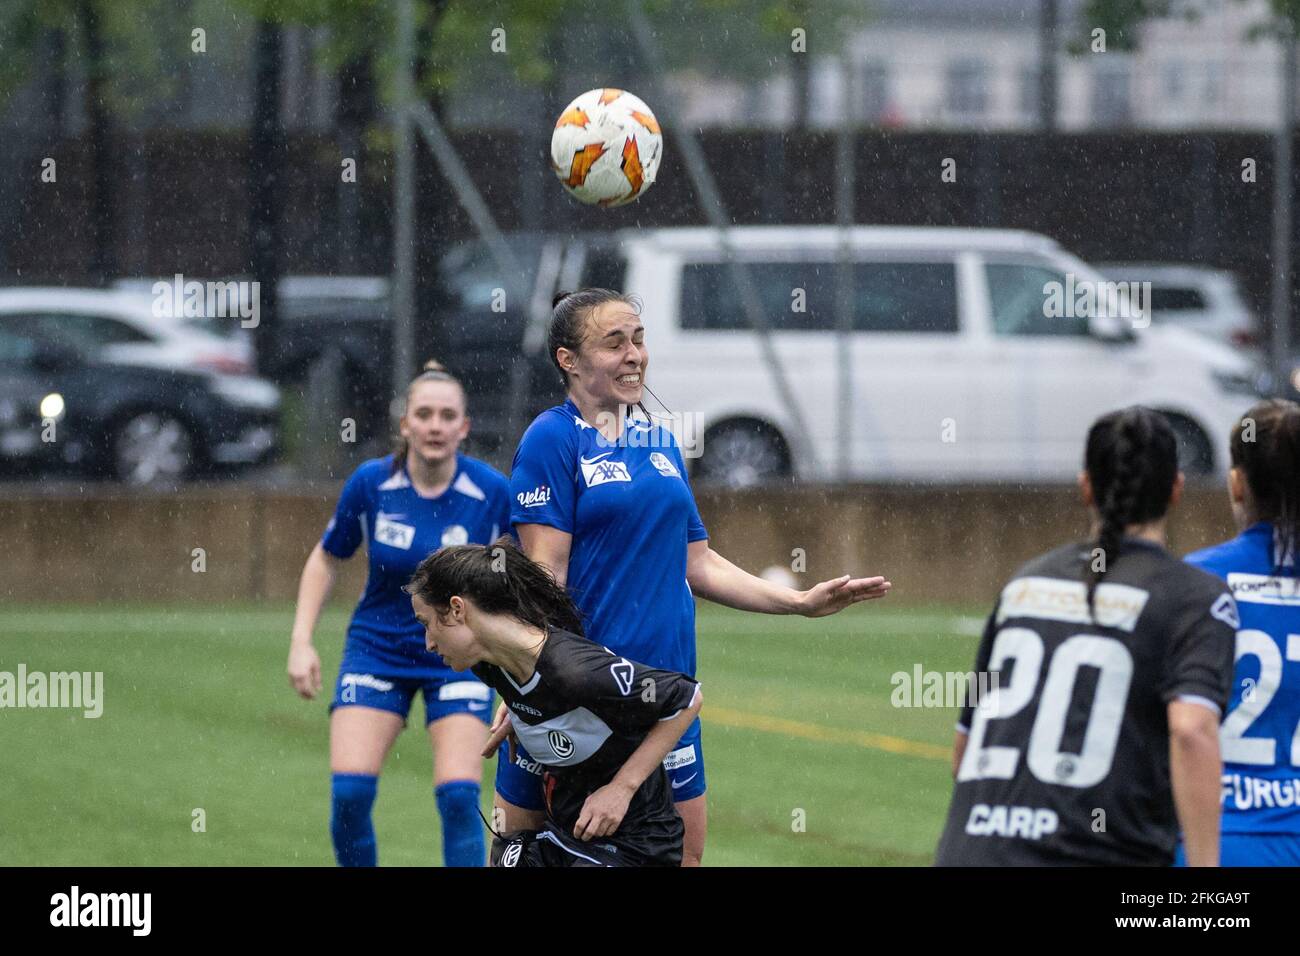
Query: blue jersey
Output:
[[1187, 523, 1300, 835], [322, 453, 512, 677], [509, 399, 708, 676]]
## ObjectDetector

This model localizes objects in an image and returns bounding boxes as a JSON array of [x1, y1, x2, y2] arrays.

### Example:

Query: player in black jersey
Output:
[[404, 539, 703, 866], [936, 407, 1237, 866]]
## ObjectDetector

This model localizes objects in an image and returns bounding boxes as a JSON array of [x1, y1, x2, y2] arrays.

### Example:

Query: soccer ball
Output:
[[550, 88, 662, 207]]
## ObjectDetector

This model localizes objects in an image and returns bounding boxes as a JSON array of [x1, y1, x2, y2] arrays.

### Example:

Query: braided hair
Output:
[[403, 537, 585, 636], [1083, 407, 1179, 613], [1231, 398, 1300, 574]]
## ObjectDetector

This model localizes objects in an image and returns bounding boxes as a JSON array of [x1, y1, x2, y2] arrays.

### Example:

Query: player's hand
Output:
[[573, 781, 634, 841], [287, 643, 322, 699], [482, 702, 517, 759], [796, 574, 892, 617]]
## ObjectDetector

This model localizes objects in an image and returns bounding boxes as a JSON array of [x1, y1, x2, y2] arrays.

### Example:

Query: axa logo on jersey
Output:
[[580, 452, 632, 487], [517, 485, 551, 508], [374, 514, 415, 550]]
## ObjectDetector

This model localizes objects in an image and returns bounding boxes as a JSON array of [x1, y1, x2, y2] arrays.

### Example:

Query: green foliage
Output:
[[0, 0, 873, 115], [1073, 0, 1300, 54]]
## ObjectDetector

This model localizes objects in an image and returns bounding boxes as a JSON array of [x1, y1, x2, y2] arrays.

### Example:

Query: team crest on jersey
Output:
[[610, 659, 635, 696], [547, 729, 575, 759], [374, 513, 416, 550], [1209, 593, 1240, 629], [649, 452, 680, 478], [441, 524, 469, 547], [579, 452, 632, 487], [501, 842, 523, 867]]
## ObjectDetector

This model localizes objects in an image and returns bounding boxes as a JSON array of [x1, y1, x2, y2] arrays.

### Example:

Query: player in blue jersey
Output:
[[286, 360, 511, 867], [496, 288, 893, 865], [1182, 398, 1300, 866]]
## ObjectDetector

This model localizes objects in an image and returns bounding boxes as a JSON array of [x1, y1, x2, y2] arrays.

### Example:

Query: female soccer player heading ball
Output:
[[1181, 399, 1300, 866], [498, 288, 892, 865], [407, 540, 703, 866], [287, 361, 511, 867], [936, 406, 1237, 866]]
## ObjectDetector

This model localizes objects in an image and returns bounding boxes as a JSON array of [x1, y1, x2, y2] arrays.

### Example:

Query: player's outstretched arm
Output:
[[573, 686, 704, 841], [287, 542, 341, 699], [1168, 699, 1223, 867], [685, 540, 891, 616]]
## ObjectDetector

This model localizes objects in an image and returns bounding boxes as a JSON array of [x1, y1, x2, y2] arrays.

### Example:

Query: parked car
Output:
[[0, 324, 279, 484], [240, 256, 569, 454], [0, 287, 254, 375], [1097, 263, 1262, 350]]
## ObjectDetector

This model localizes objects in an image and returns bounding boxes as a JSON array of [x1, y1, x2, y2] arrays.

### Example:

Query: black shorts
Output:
[[490, 820, 682, 868]]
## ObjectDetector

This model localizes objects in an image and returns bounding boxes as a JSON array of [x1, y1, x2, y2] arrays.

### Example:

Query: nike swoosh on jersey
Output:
[[579, 452, 615, 465], [670, 773, 698, 789]]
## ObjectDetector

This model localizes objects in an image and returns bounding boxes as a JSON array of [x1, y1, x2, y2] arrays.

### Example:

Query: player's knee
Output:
[[330, 772, 379, 866], [436, 779, 485, 867], [435, 779, 480, 822]]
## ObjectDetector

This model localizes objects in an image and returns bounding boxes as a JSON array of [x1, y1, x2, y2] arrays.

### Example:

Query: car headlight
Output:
[[208, 375, 280, 410]]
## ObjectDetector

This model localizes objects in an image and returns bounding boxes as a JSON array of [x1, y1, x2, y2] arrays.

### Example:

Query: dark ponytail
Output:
[[391, 359, 466, 474], [1231, 398, 1300, 574], [404, 537, 585, 636], [1083, 407, 1179, 612]]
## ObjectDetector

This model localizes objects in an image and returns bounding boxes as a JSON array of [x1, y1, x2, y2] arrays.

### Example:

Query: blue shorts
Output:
[[329, 664, 493, 727], [1174, 832, 1300, 867], [495, 717, 706, 811]]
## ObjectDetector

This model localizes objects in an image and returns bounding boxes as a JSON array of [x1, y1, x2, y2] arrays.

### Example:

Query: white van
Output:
[[594, 226, 1264, 485]]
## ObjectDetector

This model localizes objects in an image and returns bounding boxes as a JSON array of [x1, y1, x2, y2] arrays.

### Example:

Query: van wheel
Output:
[[1164, 415, 1214, 477], [696, 420, 790, 488]]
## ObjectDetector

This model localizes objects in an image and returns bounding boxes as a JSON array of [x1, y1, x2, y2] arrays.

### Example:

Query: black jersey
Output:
[[935, 537, 1237, 866], [472, 626, 700, 865]]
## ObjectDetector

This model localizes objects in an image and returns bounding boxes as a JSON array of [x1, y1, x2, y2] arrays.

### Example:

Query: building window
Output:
[[1019, 64, 1041, 120], [859, 60, 890, 122], [946, 58, 988, 117], [1163, 62, 1187, 101], [1093, 60, 1132, 126]]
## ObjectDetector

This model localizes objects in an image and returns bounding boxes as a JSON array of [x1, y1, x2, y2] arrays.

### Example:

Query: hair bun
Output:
[[423, 359, 446, 373], [552, 291, 573, 309]]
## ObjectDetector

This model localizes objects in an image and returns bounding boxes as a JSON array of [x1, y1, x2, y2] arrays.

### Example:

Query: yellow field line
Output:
[[704, 704, 951, 762]]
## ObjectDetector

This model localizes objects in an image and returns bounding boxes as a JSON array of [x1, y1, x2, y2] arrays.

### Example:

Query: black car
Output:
[[0, 327, 280, 484]]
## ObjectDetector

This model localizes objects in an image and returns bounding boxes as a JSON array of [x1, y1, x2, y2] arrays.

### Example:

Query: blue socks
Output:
[[435, 779, 485, 867], [331, 773, 483, 866], [331, 772, 379, 867]]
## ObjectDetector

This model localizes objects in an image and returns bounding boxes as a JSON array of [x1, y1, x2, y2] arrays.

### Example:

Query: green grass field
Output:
[[0, 601, 986, 866]]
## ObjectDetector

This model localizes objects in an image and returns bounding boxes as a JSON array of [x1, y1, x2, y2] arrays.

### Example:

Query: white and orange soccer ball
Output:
[[550, 88, 662, 207]]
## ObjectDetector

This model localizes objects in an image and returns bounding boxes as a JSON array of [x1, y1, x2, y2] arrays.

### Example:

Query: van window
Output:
[[582, 247, 626, 292], [1149, 287, 1207, 312], [680, 261, 958, 333], [986, 263, 1089, 337]]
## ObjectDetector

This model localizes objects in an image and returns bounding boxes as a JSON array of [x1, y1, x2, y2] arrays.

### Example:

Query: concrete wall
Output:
[[0, 483, 1237, 607]]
